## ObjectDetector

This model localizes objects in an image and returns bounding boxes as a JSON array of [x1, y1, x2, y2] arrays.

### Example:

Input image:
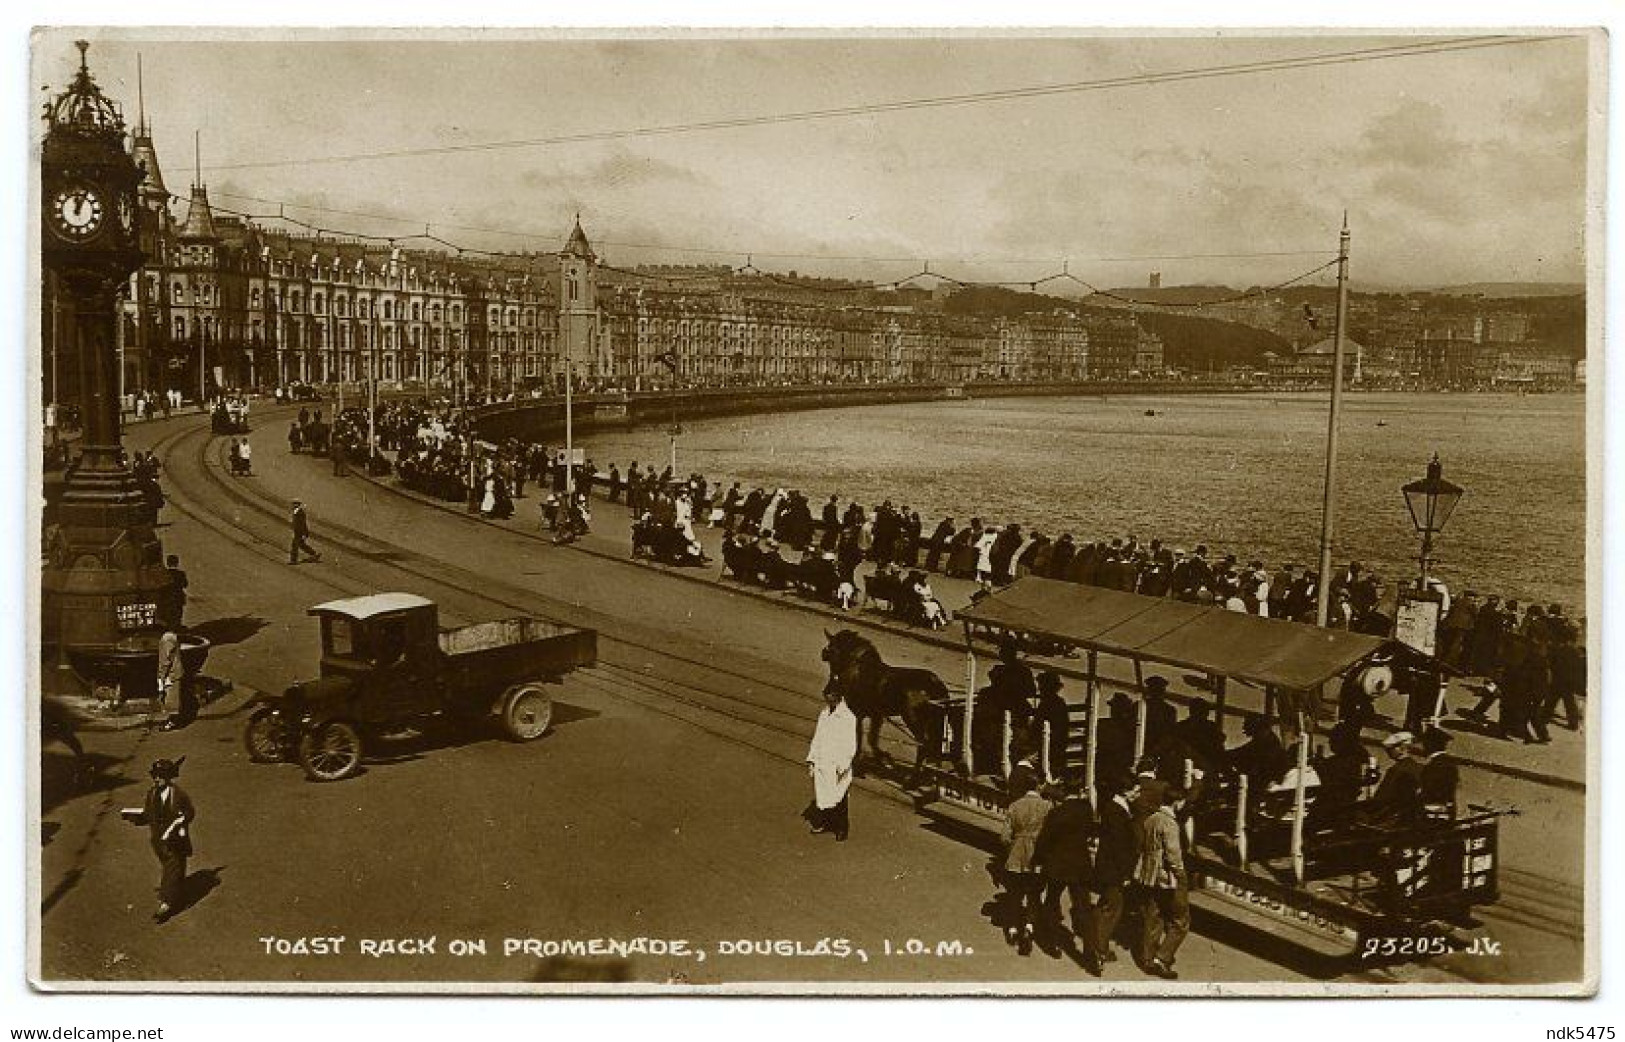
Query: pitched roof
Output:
[[176, 184, 218, 240], [560, 217, 596, 261], [1299, 335, 1366, 357]]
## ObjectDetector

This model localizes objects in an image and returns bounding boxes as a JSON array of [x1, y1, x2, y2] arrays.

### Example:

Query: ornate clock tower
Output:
[[41, 42, 176, 668]]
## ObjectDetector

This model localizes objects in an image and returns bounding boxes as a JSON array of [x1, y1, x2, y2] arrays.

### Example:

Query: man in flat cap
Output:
[[1359, 731, 1423, 829], [124, 758, 196, 922]]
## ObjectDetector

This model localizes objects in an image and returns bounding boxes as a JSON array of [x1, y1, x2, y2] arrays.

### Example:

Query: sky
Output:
[[30, 29, 1594, 291]]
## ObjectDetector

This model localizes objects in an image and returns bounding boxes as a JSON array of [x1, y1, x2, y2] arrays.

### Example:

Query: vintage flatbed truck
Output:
[[911, 576, 1505, 965], [244, 593, 597, 781]]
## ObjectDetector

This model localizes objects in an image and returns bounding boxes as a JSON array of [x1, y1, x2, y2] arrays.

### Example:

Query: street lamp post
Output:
[[1402, 453, 1466, 590]]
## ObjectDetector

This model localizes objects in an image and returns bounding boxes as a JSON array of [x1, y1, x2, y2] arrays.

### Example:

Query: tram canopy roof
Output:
[[961, 577, 1411, 691]]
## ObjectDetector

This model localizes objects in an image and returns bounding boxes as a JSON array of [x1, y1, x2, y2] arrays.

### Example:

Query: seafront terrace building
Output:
[[99, 210, 1123, 405], [79, 121, 1147, 401]]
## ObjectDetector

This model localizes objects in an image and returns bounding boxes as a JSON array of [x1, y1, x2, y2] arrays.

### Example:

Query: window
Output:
[[172, 282, 183, 304], [250, 287, 262, 309], [325, 617, 356, 658], [383, 300, 393, 320], [413, 302, 422, 321], [313, 293, 325, 315]]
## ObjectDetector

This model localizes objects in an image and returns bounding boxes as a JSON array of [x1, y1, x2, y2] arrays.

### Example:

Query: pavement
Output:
[[33, 403, 1587, 990]]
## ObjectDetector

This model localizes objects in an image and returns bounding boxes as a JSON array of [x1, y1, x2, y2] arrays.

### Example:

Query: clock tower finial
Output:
[[75, 38, 89, 73]]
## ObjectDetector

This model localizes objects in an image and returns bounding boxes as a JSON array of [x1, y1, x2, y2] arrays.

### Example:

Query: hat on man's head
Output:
[[1037, 670, 1063, 694], [1108, 691, 1136, 713], [150, 757, 184, 780], [1419, 727, 1453, 753], [1382, 731, 1414, 750], [1143, 675, 1170, 693]]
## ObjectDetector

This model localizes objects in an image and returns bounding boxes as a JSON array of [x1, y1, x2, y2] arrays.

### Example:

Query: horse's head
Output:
[[820, 628, 861, 664], [821, 629, 872, 697]]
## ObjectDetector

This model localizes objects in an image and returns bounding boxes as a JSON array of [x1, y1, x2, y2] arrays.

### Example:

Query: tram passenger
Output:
[[1227, 714, 1291, 794], [1356, 731, 1423, 829], [1416, 727, 1459, 824], [1307, 721, 1373, 833], [1168, 699, 1226, 772], [972, 642, 1036, 775], [1095, 692, 1138, 790], [1141, 675, 1178, 751]]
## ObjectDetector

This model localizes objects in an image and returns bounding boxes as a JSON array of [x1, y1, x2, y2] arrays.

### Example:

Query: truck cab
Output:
[[310, 593, 446, 723]]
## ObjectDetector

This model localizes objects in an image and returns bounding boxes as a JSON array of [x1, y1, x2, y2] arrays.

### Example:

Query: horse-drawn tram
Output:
[[908, 576, 1503, 964]]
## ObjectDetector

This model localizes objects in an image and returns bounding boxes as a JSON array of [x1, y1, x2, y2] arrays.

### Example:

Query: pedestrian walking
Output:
[[1031, 776, 1098, 969], [1087, 773, 1139, 970], [122, 758, 196, 923], [1000, 775, 1052, 956], [803, 685, 857, 842], [289, 499, 322, 564], [1131, 783, 1189, 979]]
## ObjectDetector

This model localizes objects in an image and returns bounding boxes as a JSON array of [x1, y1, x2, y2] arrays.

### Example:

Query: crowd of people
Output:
[[209, 395, 252, 435], [306, 400, 1584, 745]]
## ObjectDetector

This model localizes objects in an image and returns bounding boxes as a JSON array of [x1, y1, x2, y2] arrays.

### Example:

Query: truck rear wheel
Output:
[[298, 720, 364, 781], [501, 684, 553, 742]]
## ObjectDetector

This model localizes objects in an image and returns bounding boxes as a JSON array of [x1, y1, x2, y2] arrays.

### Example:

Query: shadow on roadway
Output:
[[361, 701, 602, 769], [188, 614, 272, 648], [40, 750, 138, 816], [169, 865, 226, 920]]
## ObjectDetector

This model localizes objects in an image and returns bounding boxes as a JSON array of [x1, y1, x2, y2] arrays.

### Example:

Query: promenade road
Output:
[[35, 405, 1584, 988]]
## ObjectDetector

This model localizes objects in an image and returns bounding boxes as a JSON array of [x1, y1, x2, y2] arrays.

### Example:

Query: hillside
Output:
[[1133, 311, 1294, 372], [942, 285, 1293, 371]]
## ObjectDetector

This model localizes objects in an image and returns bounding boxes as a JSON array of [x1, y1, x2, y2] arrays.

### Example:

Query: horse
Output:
[[820, 629, 950, 778]]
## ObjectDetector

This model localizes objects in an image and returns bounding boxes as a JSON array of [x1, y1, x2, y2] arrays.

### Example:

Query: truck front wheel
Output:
[[244, 706, 293, 763], [298, 720, 364, 781], [501, 684, 554, 742]]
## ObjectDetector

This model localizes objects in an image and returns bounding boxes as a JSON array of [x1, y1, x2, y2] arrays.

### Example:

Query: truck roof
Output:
[[309, 592, 436, 620]]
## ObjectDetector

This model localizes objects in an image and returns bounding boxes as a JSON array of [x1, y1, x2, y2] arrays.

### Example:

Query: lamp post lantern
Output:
[[1402, 453, 1465, 587]]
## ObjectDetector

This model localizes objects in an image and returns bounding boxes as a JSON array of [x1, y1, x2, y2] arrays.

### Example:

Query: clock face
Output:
[[50, 185, 106, 241]]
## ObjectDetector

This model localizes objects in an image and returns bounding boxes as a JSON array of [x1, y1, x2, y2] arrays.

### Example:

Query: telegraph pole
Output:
[[1315, 215, 1352, 628]]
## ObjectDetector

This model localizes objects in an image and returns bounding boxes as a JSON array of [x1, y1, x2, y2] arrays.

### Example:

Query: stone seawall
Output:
[[472, 380, 1254, 443]]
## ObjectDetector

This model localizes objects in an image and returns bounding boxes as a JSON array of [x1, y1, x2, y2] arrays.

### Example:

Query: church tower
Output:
[[558, 216, 602, 386]]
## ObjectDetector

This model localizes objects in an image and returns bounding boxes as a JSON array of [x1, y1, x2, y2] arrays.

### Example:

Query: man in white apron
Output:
[[805, 687, 858, 842]]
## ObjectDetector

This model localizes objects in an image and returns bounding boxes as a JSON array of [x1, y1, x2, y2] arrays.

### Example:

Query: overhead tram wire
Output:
[[172, 187, 1343, 312], [203, 35, 1558, 175], [208, 185, 1338, 268]]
